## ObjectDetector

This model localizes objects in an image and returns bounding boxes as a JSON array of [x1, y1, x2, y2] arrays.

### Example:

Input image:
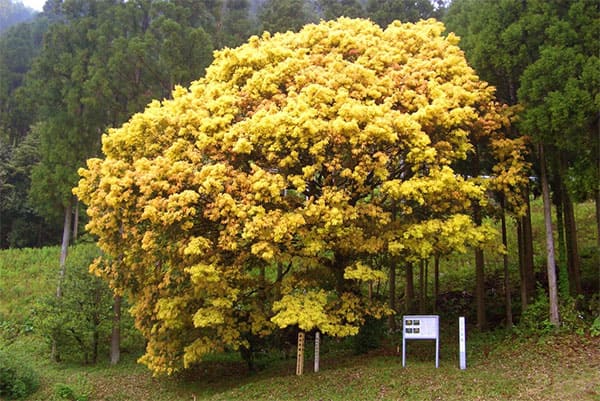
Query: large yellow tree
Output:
[[76, 18, 514, 374]]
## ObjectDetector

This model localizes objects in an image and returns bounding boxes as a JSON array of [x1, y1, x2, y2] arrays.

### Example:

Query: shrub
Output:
[[352, 316, 385, 354], [517, 287, 593, 336], [516, 288, 556, 336], [34, 243, 113, 364], [0, 348, 40, 399], [53, 383, 89, 401]]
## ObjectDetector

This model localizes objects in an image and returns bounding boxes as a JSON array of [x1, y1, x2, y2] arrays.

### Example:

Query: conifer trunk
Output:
[[433, 255, 440, 314], [57, 201, 73, 298], [419, 260, 427, 314], [539, 144, 560, 326], [405, 263, 414, 313], [596, 187, 600, 267], [500, 198, 513, 328], [518, 190, 535, 312], [474, 204, 486, 331], [554, 177, 570, 298], [517, 219, 527, 313], [110, 294, 121, 365], [523, 193, 535, 299], [388, 258, 396, 331], [563, 188, 582, 295], [53, 200, 73, 361], [72, 198, 79, 241]]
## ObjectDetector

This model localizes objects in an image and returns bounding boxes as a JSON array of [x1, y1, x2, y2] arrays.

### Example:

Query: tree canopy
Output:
[[76, 18, 512, 375]]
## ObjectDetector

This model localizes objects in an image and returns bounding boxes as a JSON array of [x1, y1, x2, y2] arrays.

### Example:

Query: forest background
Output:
[[0, 0, 598, 399]]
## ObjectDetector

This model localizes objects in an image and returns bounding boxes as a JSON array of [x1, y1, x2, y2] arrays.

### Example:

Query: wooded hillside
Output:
[[0, 0, 598, 388]]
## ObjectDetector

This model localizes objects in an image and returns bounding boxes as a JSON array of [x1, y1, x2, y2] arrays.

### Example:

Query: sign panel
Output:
[[403, 316, 439, 339], [402, 315, 440, 368]]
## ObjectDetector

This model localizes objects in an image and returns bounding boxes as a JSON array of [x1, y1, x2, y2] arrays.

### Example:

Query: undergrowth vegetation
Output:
[[0, 201, 598, 400]]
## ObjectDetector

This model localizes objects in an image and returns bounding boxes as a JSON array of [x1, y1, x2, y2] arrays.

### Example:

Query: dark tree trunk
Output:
[[554, 175, 570, 298], [475, 247, 486, 330], [52, 200, 73, 362], [474, 204, 487, 331], [523, 194, 535, 297], [517, 218, 527, 313], [596, 187, 600, 271], [110, 294, 121, 365], [595, 119, 600, 280], [57, 200, 73, 298], [433, 255, 439, 314], [93, 321, 99, 364], [500, 198, 513, 328], [388, 258, 396, 331], [72, 197, 79, 242], [539, 144, 560, 326], [405, 262, 414, 313], [563, 187, 582, 295], [518, 190, 535, 312], [419, 259, 427, 314]]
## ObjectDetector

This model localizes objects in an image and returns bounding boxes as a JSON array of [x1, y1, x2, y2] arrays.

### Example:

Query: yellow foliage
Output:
[[74, 17, 523, 375], [344, 261, 387, 282]]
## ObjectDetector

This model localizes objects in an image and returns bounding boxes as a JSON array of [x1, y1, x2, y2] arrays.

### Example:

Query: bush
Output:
[[516, 288, 557, 336], [517, 287, 593, 336], [53, 383, 89, 401], [34, 243, 113, 364], [0, 348, 40, 399], [352, 316, 385, 354]]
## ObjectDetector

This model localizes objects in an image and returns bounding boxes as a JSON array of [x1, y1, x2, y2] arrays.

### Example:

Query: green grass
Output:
[[6, 331, 598, 401], [0, 246, 58, 322], [1, 199, 599, 400]]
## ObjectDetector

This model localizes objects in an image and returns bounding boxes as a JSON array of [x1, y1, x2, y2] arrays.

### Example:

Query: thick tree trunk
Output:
[[405, 262, 414, 313], [93, 319, 100, 364], [388, 258, 396, 331], [523, 194, 535, 291], [110, 294, 121, 365], [275, 263, 283, 300], [563, 190, 582, 295], [500, 199, 513, 329], [539, 144, 560, 326], [596, 119, 600, 279], [72, 197, 79, 242], [596, 188, 600, 276], [554, 179, 570, 298], [419, 259, 427, 314], [53, 200, 73, 361], [475, 247, 486, 330], [518, 191, 535, 312], [471, 144, 487, 330], [56, 201, 73, 298], [517, 219, 528, 313], [474, 205, 487, 331]]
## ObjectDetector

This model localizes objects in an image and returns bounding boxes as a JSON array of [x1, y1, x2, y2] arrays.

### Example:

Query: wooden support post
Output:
[[314, 331, 320, 373], [296, 331, 305, 376]]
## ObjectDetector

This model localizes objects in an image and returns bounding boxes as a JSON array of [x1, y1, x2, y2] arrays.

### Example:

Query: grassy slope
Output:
[[1, 200, 598, 400], [13, 332, 600, 401]]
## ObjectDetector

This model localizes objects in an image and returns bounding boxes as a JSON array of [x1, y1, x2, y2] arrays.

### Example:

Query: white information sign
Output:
[[402, 315, 440, 368]]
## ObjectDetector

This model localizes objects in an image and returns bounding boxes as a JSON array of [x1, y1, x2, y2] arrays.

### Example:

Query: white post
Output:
[[435, 335, 439, 368], [402, 334, 406, 367], [314, 331, 320, 373], [459, 317, 467, 370]]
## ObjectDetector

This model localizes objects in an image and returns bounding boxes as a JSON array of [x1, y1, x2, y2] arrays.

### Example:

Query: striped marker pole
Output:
[[459, 317, 467, 370]]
